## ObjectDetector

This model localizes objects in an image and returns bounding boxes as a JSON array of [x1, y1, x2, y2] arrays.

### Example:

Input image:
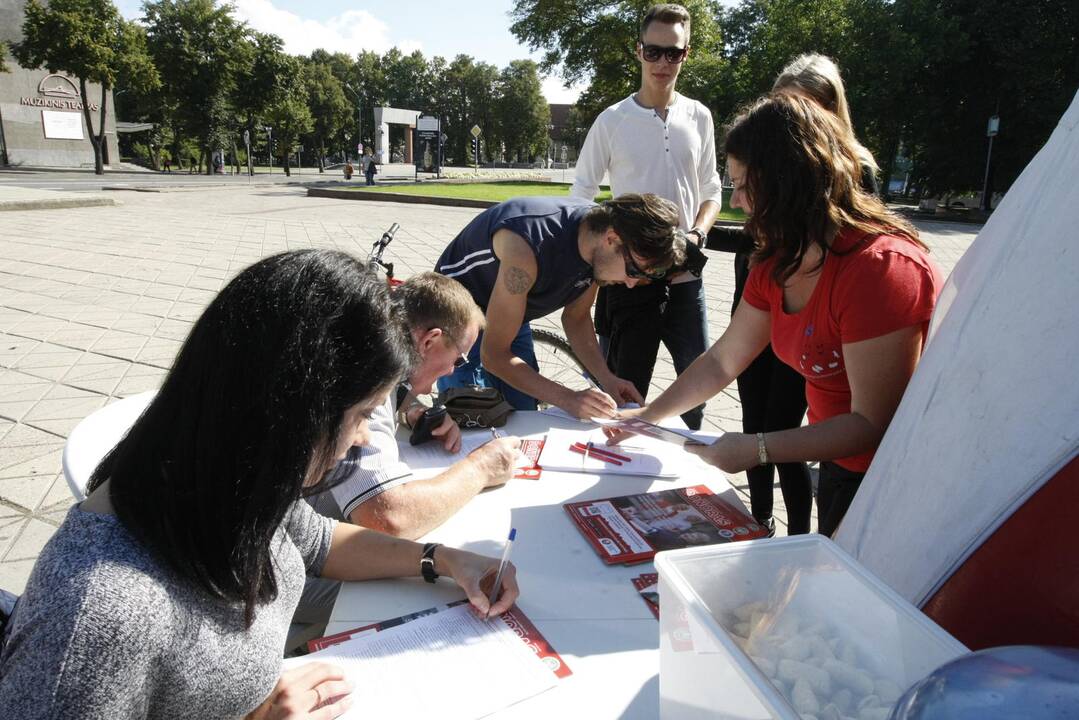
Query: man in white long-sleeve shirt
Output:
[[571, 3, 722, 429]]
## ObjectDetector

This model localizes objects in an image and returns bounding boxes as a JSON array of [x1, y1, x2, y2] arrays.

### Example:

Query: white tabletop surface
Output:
[[327, 411, 745, 719]]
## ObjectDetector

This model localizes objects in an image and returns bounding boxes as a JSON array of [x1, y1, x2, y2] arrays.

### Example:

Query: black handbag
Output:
[[437, 386, 514, 428]]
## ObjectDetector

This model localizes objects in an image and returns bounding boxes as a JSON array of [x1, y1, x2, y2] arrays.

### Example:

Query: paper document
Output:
[[399, 430, 533, 473], [285, 604, 557, 719], [537, 427, 690, 478], [591, 416, 708, 446]]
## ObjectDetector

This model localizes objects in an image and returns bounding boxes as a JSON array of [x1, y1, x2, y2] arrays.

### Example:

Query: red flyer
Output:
[[564, 485, 768, 564], [307, 600, 572, 680], [632, 573, 660, 619], [514, 437, 545, 480]]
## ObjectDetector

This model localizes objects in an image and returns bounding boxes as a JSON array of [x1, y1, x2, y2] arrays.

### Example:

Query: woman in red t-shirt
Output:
[[613, 94, 944, 535]]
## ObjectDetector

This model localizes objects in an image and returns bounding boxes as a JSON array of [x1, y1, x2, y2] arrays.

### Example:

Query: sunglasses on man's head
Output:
[[622, 249, 671, 281], [639, 43, 688, 64]]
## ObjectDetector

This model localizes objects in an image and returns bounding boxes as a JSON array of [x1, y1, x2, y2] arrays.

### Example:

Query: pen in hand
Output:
[[485, 527, 516, 620]]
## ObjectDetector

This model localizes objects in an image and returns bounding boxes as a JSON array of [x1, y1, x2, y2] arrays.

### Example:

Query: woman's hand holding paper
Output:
[[684, 432, 758, 473]]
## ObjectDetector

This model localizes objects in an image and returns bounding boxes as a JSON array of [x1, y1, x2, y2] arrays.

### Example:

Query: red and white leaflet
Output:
[[307, 600, 572, 681], [632, 573, 660, 619], [564, 485, 768, 564], [514, 437, 545, 480]]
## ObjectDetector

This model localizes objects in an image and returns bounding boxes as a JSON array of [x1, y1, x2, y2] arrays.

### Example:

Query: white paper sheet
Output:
[[399, 430, 533, 474], [284, 605, 557, 719], [537, 427, 696, 478]]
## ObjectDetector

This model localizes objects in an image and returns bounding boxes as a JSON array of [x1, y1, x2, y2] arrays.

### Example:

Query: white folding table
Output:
[[326, 411, 747, 719]]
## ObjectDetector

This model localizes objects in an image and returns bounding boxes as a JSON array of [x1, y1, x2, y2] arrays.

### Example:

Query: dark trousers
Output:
[[816, 461, 866, 537], [600, 279, 708, 430], [737, 344, 814, 534]]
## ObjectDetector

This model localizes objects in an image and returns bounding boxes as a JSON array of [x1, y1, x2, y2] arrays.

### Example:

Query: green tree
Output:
[[349, 50, 387, 152], [231, 31, 293, 174], [511, 0, 722, 125], [302, 61, 350, 172], [310, 50, 359, 155], [493, 60, 550, 163], [143, 0, 246, 175], [264, 55, 313, 177], [15, 0, 158, 174], [438, 55, 499, 164]]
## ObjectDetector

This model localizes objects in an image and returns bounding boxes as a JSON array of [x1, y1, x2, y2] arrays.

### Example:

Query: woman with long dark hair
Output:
[[707, 54, 880, 536], [615, 94, 943, 536], [0, 250, 519, 718]]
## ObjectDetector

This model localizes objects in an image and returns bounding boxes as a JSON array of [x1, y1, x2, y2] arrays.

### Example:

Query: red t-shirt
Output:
[[741, 228, 944, 472]]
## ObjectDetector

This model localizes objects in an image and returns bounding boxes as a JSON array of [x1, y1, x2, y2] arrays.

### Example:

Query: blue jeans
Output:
[[437, 324, 539, 411]]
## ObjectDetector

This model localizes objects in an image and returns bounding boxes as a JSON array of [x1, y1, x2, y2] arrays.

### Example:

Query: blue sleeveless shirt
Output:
[[435, 197, 596, 322]]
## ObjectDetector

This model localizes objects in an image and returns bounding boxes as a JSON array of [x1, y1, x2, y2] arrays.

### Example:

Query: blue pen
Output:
[[485, 527, 516, 620]]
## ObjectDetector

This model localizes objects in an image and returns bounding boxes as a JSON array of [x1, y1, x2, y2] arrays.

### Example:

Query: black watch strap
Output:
[[420, 542, 440, 583]]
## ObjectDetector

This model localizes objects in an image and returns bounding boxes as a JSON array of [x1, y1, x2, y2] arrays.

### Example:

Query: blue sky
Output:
[[114, 0, 588, 102]]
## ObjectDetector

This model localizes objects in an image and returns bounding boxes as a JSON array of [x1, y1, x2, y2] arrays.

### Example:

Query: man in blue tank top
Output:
[[436, 193, 685, 419]]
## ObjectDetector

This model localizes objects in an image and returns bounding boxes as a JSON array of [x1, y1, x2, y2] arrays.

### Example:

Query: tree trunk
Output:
[[231, 139, 240, 175], [318, 138, 325, 173], [282, 149, 291, 177], [78, 78, 104, 175]]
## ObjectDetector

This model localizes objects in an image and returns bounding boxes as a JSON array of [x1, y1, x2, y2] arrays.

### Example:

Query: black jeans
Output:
[[737, 343, 814, 534], [600, 280, 708, 430], [816, 461, 866, 537]]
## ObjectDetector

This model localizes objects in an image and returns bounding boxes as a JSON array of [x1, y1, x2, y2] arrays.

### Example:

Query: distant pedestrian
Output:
[[363, 150, 377, 185], [344, 161, 354, 181], [162, 156, 171, 173]]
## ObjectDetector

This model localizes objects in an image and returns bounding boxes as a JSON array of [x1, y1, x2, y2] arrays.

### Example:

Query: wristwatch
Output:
[[686, 227, 706, 247], [420, 542, 441, 583], [756, 432, 770, 466]]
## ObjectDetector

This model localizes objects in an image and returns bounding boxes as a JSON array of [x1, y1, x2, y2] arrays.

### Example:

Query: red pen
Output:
[[571, 442, 632, 465]]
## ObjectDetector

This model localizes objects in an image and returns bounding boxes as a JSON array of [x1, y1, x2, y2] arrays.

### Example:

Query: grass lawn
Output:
[[353, 181, 745, 221]]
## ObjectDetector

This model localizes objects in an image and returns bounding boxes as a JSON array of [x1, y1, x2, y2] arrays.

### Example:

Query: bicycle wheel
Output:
[[531, 328, 592, 398]]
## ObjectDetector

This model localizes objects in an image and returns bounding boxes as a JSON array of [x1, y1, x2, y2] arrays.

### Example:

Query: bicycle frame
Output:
[[368, 222, 402, 286]]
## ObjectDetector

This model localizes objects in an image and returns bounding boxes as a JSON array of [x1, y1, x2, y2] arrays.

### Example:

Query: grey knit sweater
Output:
[[0, 501, 336, 719]]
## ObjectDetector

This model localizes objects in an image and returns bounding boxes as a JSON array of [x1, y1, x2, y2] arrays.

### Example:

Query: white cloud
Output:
[[230, 0, 423, 57], [542, 75, 584, 105]]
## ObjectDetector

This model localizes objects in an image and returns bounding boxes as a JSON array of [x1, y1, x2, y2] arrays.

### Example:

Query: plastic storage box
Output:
[[655, 535, 968, 719]]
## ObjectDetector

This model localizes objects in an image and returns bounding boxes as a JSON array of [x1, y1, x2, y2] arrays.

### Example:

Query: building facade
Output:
[[0, 0, 119, 167]]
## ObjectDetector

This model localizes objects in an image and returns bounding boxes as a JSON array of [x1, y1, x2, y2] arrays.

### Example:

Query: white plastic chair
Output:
[[61, 391, 157, 501]]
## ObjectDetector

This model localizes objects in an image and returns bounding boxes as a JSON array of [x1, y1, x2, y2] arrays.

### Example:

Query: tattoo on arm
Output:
[[503, 266, 532, 295]]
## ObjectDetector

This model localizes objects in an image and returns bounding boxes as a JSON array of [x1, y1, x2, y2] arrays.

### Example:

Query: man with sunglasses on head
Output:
[[436, 193, 685, 420], [308, 272, 522, 540], [571, 3, 722, 430]]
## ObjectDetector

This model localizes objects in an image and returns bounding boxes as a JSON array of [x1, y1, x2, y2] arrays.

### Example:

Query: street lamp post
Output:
[[264, 126, 273, 174], [981, 110, 1001, 213]]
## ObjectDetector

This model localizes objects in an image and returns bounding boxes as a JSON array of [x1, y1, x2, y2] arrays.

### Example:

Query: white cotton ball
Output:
[[831, 688, 853, 715], [822, 659, 875, 696], [779, 636, 813, 661], [792, 678, 821, 715], [779, 658, 832, 695]]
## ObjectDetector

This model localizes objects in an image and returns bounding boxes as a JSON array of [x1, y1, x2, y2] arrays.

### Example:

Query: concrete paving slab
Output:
[[0, 185, 117, 211]]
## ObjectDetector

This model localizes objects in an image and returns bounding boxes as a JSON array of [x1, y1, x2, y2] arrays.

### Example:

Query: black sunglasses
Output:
[[622, 248, 671, 281], [639, 43, 689, 64]]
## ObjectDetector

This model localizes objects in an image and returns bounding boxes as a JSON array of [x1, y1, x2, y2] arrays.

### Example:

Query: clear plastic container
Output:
[[655, 535, 968, 719]]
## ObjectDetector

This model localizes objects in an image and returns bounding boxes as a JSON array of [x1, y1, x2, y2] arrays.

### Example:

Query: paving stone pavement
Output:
[[0, 186, 981, 592]]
